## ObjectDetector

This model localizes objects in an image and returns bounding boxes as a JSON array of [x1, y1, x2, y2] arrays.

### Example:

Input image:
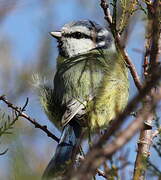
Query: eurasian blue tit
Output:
[[38, 20, 129, 179]]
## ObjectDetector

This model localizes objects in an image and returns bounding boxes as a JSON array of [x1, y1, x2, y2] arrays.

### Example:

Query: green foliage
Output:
[[0, 109, 19, 155], [118, 0, 138, 34], [0, 96, 29, 138], [0, 110, 18, 137], [136, 0, 147, 15], [116, 0, 148, 35]]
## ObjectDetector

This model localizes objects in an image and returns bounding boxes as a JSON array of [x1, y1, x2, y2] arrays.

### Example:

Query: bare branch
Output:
[[100, 0, 143, 91], [149, 0, 161, 67], [78, 155, 108, 179], [133, 1, 161, 179], [152, 126, 161, 139], [0, 95, 59, 143], [143, 29, 151, 78]]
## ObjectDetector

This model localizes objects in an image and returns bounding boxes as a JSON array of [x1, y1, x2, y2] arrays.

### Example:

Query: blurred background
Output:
[[0, 0, 159, 179]]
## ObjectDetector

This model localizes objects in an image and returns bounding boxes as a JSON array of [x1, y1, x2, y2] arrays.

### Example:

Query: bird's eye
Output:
[[64, 32, 91, 39], [72, 32, 82, 39]]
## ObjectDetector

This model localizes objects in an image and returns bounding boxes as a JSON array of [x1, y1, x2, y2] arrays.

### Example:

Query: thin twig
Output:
[[0, 148, 8, 156], [152, 127, 161, 139], [96, 169, 107, 179], [147, 160, 161, 177], [0, 95, 59, 143]]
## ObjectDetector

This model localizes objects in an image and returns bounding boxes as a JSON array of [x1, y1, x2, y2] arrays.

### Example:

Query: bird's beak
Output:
[[50, 31, 62, 39]]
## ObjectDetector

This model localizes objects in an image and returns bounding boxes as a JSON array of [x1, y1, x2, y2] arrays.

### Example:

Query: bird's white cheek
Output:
[[64, 38, 95, 57]]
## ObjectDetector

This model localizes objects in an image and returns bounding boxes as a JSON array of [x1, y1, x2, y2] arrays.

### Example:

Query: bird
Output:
[[37, 20, 129, 179]]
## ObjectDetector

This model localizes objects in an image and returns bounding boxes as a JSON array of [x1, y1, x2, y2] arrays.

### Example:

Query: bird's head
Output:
[[50, 20, 115, 58]]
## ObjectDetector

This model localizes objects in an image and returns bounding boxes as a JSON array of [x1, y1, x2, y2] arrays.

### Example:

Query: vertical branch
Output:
[[149, 0, 161, 68], [100, 0, 143, 91], [143, 0, 161, 78], [112, 0, 117, 29], [143, 3, 152, 78], [133, 98, 154, 180], [133, 1, 161, 179], [143, 37, 151, 78]]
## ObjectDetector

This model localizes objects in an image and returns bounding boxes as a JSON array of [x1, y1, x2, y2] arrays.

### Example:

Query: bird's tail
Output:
[[42, 120, 82, 179]]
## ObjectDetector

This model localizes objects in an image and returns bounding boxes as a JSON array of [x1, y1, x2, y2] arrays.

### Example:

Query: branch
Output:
[[100, 0, 143, 91], [133, 99, 154, 180], [143, 27, 151, 78], [143, 0, 161, 78], [0, 95, 59, 143], [77, 154, 130, 179], [149, 0, 161, 68], [133, 1, 161, 179], [78, 155, 108, 179]]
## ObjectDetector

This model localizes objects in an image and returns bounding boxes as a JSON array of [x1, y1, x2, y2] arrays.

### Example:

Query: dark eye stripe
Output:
[[63, 32, 92, 39]]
